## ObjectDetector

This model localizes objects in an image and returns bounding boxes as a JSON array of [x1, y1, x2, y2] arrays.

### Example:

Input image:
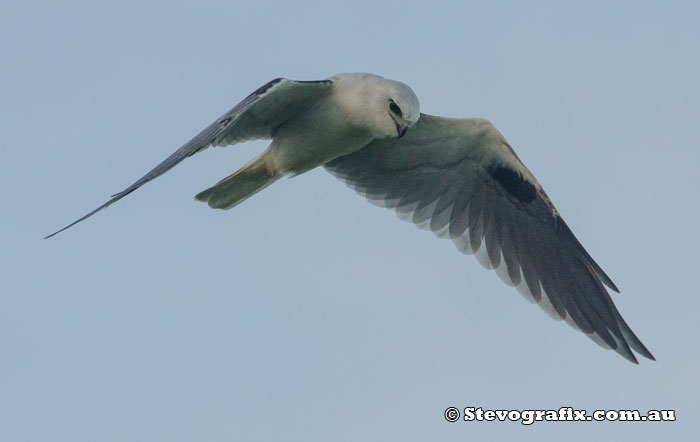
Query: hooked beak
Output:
[[395, 120, 408, 138]]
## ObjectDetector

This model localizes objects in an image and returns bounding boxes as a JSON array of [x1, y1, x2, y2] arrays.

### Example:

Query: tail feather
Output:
[[195, 153, 281, 209]]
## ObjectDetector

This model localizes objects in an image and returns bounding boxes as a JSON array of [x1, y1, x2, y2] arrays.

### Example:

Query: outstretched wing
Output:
[[325, 114, 654, 363], [45, 78, 333, 238]]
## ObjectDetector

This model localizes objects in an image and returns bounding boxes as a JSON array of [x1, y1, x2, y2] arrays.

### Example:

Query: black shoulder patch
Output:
[[487, 165, 537, 203], [248, 78, 284, 98], [246, 78, 331, 100], [295, 79, 333, 85]]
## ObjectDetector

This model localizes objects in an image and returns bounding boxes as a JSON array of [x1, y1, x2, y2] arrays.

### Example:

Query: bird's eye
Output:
[[389, 101, 402, 117]]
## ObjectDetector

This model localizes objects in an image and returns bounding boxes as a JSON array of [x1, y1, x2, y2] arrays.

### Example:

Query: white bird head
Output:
[[330, 73, 421, 140]]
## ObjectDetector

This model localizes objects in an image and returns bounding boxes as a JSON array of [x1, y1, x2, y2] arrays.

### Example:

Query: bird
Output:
[[46, 72, 654, 363]]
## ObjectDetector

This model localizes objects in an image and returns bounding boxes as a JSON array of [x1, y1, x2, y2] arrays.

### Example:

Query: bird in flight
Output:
[[46, 73, 654, 363]]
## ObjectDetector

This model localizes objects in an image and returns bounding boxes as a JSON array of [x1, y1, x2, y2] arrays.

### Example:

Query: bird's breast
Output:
[[269, 105, 375, 175]]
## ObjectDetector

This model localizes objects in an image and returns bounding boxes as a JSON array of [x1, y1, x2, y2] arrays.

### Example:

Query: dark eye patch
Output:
[[389, 101, 402, 117]]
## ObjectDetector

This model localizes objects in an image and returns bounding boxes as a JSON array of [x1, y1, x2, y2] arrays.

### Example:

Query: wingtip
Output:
[[44, 224, 73, 239], [615, 331, 655, 364], [623, 350, 656, 365], [635, 343, 656, 362]]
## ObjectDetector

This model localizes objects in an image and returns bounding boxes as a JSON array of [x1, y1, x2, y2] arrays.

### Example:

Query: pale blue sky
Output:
[[2, 1, 698, 441]]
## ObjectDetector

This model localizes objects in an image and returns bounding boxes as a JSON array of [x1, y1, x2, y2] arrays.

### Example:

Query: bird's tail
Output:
[[195, 152, 282, 209]]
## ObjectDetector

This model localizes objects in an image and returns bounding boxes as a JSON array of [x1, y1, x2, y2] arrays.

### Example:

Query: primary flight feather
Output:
[[46, 72, 654, 363]]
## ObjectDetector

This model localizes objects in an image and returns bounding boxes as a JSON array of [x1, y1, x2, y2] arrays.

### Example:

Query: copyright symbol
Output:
[[444, 407, 460, 422]]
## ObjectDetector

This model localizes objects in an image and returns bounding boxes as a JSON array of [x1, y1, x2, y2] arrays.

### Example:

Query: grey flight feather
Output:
[[325, 114, 654, 364], [45, 78, 333, 238]]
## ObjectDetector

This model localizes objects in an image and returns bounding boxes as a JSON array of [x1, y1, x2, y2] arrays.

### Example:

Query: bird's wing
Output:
[[325, 114, 653, 363], [46, 78, 333, 238]]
